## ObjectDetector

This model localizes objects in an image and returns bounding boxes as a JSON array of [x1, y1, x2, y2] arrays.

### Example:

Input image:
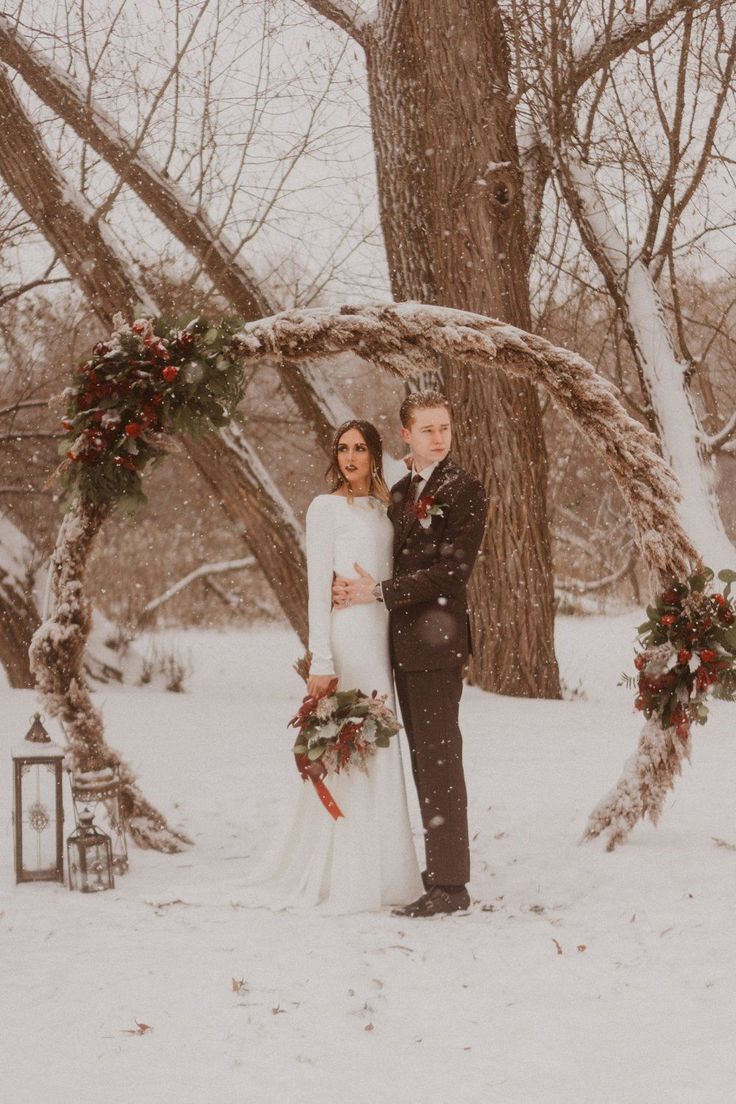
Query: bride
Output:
[[251, 419, 423, 913]]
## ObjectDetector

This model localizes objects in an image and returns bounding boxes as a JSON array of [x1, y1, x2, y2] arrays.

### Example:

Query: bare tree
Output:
[[0, 60, 310, 640], [517, 0, 736, 566]]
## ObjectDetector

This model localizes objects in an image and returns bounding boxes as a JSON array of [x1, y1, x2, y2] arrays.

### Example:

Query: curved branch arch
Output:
[[232, 302, 707, 850], [234, 302, 699, 582], [34, 301, 703, 853]]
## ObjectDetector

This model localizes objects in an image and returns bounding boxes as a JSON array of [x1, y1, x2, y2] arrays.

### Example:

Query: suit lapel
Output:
[[390, 472, 412, 554], [395, 456, 452, 555]]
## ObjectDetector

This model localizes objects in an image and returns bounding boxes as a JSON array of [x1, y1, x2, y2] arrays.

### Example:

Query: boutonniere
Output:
[[412, 494, 448, 529]]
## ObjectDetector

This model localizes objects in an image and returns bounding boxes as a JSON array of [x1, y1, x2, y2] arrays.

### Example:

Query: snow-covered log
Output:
[[140, 556, 256, 621], [234, 301, 699, 583], [29, 499, 191, 851], [554, 145, 736, 571]]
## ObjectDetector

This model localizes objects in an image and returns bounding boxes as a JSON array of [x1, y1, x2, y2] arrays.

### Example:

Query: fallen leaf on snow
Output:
[[272, 1005, 287, 1015], [552, 939, 563, 955], [232, 977, 248, 993], [712, 837, 736, 851], [121, 1021, 151, 1036], [364, 1023, 374, 1032], [577, 945, 587, 953]]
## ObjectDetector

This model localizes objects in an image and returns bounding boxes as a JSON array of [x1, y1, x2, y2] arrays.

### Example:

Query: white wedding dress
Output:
[[249, 493, 422, 913]]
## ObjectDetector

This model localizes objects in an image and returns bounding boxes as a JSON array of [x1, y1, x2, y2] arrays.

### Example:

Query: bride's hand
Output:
[[332, 574, 349, 608], [307, 674, 336, 697]]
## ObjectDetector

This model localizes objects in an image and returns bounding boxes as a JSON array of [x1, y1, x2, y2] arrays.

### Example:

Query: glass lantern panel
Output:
[[72, 792, 128, 873], [17, 761, 62, 878], [68, 837, 114, 892]]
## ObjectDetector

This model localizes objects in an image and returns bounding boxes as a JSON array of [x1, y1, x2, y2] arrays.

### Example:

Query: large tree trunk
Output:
[[186, 424, 308, 643], [363, 1, 560, 696]]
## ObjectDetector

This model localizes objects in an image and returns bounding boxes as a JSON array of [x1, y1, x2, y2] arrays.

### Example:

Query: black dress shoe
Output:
[[393, 886, 471, 918]]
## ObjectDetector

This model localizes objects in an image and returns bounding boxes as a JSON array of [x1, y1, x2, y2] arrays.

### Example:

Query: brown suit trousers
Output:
[[394, 665, 469, 887]]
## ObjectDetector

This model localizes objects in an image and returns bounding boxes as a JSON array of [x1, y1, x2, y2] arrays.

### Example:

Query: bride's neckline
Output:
[[328, 492, 382, 506]]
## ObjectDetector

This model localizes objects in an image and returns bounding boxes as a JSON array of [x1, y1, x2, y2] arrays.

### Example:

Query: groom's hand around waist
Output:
[[332, 563, 383, 608]]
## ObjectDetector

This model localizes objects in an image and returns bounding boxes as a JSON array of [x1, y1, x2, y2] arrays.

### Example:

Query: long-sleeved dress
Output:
[[250, 493, 422, 913]]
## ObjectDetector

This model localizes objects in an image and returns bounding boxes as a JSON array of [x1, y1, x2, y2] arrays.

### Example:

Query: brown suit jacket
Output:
[[382, 455, 488, 672]]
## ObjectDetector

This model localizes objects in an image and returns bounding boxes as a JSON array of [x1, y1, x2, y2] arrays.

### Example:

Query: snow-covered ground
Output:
[[2, 614, 735, 1104]]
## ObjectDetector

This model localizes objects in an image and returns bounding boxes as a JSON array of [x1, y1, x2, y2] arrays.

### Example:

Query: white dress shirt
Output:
[[411, 460, 439, 499], [376, 460, 440, 603]]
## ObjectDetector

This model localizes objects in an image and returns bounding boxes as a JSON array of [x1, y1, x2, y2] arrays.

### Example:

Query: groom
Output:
[[333, 391, 488, 917]]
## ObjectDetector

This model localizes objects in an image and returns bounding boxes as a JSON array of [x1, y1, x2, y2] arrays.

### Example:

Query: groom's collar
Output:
[[411, 459, 439, 483]]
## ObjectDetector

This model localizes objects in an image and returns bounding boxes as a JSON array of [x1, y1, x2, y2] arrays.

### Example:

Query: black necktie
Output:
[[403, 472, 423, 523]]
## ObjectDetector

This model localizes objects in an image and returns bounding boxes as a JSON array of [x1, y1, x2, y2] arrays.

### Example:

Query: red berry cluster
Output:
[[64, 325, 193, 470], [58, 315, 244, 510]]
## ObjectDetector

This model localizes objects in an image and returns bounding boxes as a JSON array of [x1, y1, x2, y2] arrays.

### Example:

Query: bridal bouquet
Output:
[[288, 656, 402, 819], [289, 685, 401, 776]]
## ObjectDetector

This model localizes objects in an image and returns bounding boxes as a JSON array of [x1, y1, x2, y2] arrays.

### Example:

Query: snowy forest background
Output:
[[1, 0, 734, 664]]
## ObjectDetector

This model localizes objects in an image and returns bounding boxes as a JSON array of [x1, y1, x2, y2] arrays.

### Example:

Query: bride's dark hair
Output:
[[326, 420, 391, 504]]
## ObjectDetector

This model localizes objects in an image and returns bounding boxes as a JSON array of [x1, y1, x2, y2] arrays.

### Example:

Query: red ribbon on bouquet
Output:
[[295, 753, 344, 821]]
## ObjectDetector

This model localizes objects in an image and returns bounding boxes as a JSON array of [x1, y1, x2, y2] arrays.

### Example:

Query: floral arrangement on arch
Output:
[[58, 313, 244, 511], [624, 567, 736, 740]]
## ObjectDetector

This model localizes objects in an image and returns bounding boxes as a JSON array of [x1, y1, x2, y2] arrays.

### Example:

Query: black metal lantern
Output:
[[67, 809, 115, 892], [70, 768, 128, 873], [12, 713, 65, 884]]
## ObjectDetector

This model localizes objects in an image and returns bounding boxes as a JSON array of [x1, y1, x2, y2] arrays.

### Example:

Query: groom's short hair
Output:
[[399, 390, 451, 428]]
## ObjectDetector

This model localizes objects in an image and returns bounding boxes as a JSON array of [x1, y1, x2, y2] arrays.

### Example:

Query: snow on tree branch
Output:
[[234, 301, 699, 582], [556, 549, 638, 595], [701, 410, 736, 454], [584, 718, 692, 851], [0, 66, 156, 318], [140, 557, 256, 620], [301, 1, 374, 46], [570, 1, 701, 93], [553, 143, 736, 570]]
